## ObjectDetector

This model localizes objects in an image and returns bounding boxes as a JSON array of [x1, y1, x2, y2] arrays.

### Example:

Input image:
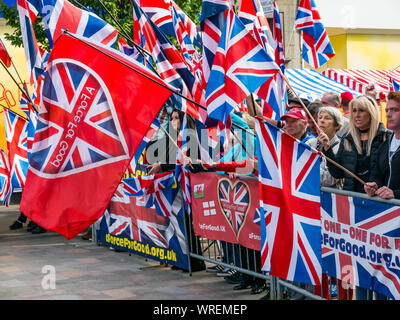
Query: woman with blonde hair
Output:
[[318, 95, 387, 193], [318, 95, 388, 300]]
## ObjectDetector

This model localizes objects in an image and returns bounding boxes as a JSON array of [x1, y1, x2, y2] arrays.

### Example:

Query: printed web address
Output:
[[198, 224, 226, 232]]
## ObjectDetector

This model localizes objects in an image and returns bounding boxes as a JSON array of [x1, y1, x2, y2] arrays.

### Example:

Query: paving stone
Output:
[[0, 279, 25, 288], [0, 207, 259, 300]]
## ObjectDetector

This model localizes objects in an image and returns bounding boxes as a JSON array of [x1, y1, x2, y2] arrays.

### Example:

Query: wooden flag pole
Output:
[[277, 68, 320, 129], [324, 156, 366, 185]]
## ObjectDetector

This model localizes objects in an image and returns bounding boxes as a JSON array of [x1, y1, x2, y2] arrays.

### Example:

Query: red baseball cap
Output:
[[280, 107, 308, 121], [341, 91, 354, 105]]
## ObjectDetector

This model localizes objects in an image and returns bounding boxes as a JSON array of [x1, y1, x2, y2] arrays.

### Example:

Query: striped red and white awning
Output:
[[322, 69, 400, 94]]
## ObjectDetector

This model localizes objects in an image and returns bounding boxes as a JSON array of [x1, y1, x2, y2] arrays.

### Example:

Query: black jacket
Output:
[[369, 131, 400, 199], [323, 123, 388, 192], [145, 133, 205, 173]]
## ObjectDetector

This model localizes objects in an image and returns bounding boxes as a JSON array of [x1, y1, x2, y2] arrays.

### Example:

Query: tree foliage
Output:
[[0, 0, 203, 51], [0, 0, 49, 49]]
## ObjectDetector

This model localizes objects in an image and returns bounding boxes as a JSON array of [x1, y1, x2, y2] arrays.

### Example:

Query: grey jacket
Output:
[[307, 135, 344, 189]]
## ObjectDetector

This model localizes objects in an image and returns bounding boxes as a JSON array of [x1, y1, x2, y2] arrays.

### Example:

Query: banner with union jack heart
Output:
[[190, 172, 260, 250], [20, 33, 172, 239]]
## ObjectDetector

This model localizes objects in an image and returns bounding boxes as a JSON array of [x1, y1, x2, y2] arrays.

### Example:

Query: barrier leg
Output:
[[182, 202, 192, 276], [270, 276, 278, 300]]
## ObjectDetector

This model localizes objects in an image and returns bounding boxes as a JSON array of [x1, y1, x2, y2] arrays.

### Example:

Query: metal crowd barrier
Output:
[[185, 186, 400, 301], [91, 183, 400, 300]]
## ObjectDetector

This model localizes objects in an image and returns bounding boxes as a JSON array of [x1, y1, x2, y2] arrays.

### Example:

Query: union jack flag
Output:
[[171, 5, 203, 86], [104, 184, 174, 248], [255, 117, 321, 285], [218, 179, 249, 234], [0, 38, 11, 68], [132, 0, 202, 120], [140, 0, 201, 48], [390, 78, 400, 92], [118, 38, 151, 68], [171, 1, 202, 48], [4, 109, 29, 191], [17, 0, 43, 87], [19, 33, 172, 240], [273, 2, 285, 72], [138, 0, 175, 37], [321, 192, 400, 300], [237, 0, 286, 121], [39, 0, 118, 48], [19, 85, 38, 159], [122, 171, 176, 198], [0, 147, 12, 206], [100, 183, 188, 268], [175, 114, 191, 214], [29, 60, 127, 175], [295, 0, 335, 69], [199, 0, 231, 84], [237, 0, 274, 46], [205, 8, 279, 127]]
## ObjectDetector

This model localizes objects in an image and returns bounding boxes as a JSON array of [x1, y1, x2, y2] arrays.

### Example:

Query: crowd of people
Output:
[[5, 83, 400, 300], [198, 86, 398, 300]]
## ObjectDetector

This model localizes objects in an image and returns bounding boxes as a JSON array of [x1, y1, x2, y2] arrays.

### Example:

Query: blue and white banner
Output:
[[321, 191, 400, 299], [97, 183, 189, 270]]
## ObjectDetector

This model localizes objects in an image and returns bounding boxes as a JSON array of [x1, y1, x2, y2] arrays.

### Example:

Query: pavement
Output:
[[0, 205, 267, 300]]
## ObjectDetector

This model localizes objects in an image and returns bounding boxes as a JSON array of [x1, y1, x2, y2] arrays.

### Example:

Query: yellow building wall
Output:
[[319, 33, 400, 71], [324, 34, 348, 70], [0, 24, 30, 153], [347, 34, 400, 70]]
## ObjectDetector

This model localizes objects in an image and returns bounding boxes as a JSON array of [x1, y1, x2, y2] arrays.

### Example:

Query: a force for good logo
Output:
[[31, 59, 128, 176]]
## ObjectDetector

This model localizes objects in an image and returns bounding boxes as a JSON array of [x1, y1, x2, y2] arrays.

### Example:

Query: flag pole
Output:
[[0, 104, 29, 121], [324, 156, 366, 185], [63, 31, 206, 110], [0, 61, 38, 113], [374, 64, 400, 88], [61, 31, 257, 161], [0, 37, 27, 89], [71, 0, 158, 76], [65, 30, 363, 183], [96, 0, 160, 75], [252, 71, 367, 186], [159, 125, 194, 170], [0, 40, 38, 115]]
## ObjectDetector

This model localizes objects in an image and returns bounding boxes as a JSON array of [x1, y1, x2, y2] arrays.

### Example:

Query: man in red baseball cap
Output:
[[340, 91, 354, 118], [280, 107, 314, 143]]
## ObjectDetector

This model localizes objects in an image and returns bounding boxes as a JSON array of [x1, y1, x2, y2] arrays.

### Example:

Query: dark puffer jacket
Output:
[[323, 123, 388, 192], [369, 131, 400, 199]]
